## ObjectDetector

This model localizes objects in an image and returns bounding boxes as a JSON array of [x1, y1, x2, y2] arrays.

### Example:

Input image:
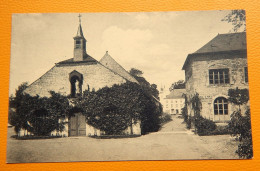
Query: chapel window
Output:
[[214, 97, 228, 115], [209, 69, 230, 85]]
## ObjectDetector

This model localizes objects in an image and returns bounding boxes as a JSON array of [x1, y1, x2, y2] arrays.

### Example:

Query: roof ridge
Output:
[[218, 32, 246, 35], [99, 52, 138, 83]]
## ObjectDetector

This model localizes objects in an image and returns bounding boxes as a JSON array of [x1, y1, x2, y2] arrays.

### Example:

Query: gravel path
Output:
[[6, 115, 239, 163]]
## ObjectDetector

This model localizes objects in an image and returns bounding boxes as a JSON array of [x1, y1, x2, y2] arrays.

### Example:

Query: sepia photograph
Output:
[[7, 10, 252, 163]]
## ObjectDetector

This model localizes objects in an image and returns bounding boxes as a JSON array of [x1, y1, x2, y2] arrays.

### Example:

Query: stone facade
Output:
[[183, 33, 249, 123], [24, 62, 127, 97]]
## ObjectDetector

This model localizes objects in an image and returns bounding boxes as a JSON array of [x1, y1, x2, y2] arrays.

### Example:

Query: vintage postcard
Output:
[[7, 10, 252, 163]]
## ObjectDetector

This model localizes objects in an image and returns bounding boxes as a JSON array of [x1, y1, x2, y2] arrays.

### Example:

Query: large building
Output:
[[23, 18, 140, 137], [163, 89, 185, 115], [182, 32, 249, 123]]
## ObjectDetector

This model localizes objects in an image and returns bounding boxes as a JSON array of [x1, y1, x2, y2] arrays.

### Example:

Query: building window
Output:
[[209, 69, 229, 85], [245, 67, 248, 83], [214, 97, 228, 115]]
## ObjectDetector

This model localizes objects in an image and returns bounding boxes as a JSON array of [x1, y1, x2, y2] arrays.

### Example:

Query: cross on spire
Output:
[[78, 14, 82, 24]]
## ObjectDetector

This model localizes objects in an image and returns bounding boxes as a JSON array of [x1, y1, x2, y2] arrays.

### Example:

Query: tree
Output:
[[129, 68, 159, 99], [228, 88, 252, 159], [77, 82, 162, 135], [169, 80, 185, 91], [228, 87, 249, 109], [9, 83, 70, 136], [129, 68, 143, 77], [222, 10, 246, 32]]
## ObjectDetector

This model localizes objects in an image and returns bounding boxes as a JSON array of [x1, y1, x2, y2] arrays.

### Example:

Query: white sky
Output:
[[9, 11, 236, 96]]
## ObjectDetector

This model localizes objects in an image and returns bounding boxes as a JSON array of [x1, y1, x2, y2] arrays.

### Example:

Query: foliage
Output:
[[228, 88, 249, 108], [194, 116, 217, 136], [129, 68, 143, 77], [228, 87, 252, 159], [181, 94, 191, 129], [190, 93, 202, 118], [189, 93, 217, 135], [228, 108, 253, 159], [222, 10, 246, 32], [9, 83, 70, 136], [181, 105, 188, 123], [159, 113, 172, 125], [169, 80, 185, 91], [77, 82, 162, 135], [186, 116, 192, 130], [129, 68, 159, 99]]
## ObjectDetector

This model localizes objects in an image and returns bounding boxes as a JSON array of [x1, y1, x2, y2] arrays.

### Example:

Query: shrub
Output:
[[228, 108, 253, 159], [79, 82, 162, 135], [228, 88, 252, 159], [9, 83, 70, 136], [181, 106, 188, 123], [186, 116, 192, 129], [194, 115, 217, 136], [210, 125, 230, 135], [159, 113, 172, 124]]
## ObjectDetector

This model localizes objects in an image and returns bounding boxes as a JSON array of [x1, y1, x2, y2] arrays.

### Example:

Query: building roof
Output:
[[56, 54, 97, 65], [99, 51, 138, 83], [195, 32, 246, 54], [182, 32, 247, 70], [165, 89, 186, 99]]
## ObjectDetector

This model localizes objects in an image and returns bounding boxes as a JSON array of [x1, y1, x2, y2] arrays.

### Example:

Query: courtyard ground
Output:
[[6, 115, 239, 163]]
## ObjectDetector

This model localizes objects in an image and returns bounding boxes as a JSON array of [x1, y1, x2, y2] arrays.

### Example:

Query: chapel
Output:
[[23, 15, 140, 136]]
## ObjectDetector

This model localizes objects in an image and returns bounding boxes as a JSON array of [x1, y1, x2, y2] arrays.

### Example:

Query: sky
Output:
[[9, 10, 237, 96]]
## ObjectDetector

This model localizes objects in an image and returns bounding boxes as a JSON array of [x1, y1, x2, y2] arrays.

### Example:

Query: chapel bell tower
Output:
[[73, 14, 87, 61]]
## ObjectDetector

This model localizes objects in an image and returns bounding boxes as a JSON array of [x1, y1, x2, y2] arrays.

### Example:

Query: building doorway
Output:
[[69, 113, 86, 136]]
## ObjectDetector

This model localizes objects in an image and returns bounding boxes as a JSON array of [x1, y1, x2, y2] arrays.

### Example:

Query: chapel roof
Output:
[[56, 54, 97, 65], [182, 32, 247, 70], [164, 89, 186, 99], [99, 51, 138, 83]]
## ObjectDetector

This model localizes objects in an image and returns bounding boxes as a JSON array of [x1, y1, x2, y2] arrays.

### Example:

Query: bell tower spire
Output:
[[73, 14, 87, 61]]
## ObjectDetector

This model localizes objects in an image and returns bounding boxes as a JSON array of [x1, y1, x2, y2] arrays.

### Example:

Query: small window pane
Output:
[[224, 110, 228, 115]]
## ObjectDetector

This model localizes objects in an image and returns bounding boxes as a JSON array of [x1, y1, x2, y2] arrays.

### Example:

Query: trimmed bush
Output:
[[194, 115, 217, 136]]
